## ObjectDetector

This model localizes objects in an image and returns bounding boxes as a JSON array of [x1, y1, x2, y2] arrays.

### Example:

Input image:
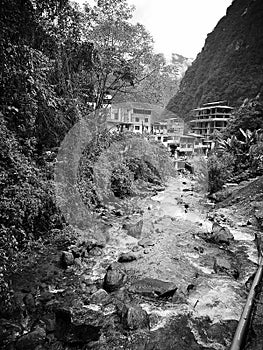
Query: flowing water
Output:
[[82, 175, 259, 349]]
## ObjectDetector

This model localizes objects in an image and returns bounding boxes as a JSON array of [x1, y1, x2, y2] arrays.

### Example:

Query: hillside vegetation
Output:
[[167, 0, 263, 120]]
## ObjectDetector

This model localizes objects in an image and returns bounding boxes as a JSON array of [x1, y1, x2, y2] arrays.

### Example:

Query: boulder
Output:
[[90, 289, 109, 305], [129, 278, 177, 298], [15, 327, 46, 350], [118, 252, 137, 263], [132, 245, 141, 252], [88, 247, 103, 256], [138, 238, 155, 248], [123, 220, 143, 238], [213, 257, 239, 279], [103, 263, 126, 292], [213, 257, 231, 273], [61, 251, 74, 267], [210, 223, 234, 245], [55, 308, 101, 344], [120, 305, 150, 330]]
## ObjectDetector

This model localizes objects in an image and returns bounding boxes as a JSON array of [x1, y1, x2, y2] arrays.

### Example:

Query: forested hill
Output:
[[167, 0, 263, 121]]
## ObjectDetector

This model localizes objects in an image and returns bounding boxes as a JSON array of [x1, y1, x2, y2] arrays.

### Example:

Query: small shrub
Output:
[[207, 152, 235, 193]]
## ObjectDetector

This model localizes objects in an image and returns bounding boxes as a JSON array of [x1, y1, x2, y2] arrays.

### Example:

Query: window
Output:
[[135, 126, 140, 130], [157, 136, 161, 140], [114, 112, 118, 120], [135, 117, 140, 122], [145, 118, 148, 122], [133, 108, 151, 115]]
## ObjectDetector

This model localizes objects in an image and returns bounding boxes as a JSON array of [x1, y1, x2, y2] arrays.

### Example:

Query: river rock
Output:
[[61, 251, 74, 267], [103, 263, 126, 292], [15, 326, 46, 350], [55, 308, 101, 344], [123, 220, 143, 238], [90, 289, 109, 305], [213, 257, 240, 279], [132, 245, 141, 252], [120, 305, 150, 330], [118, 252, 137, 263], [210, 223, 234, 245], [129, 278, 177, 298], [138, 238, 154, 248]]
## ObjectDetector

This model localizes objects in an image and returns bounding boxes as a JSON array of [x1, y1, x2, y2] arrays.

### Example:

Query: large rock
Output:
[[15, 327, 46, 350], [120, 305, 150, 330], [61, 251, 74, 267], [123, 220, 143, 238], [210, 223, 234, 245], [138, 238, 155, 248], [103, 263, 126, 292], [129, 278, 177, 298], [118, 252, 137, 263], [214, 257, 239, 279], [55, 308, 101, 344], [90, 289, 109, 305]]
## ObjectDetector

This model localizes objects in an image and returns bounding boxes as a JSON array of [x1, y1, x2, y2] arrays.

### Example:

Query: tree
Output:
[[82, 0, 154, 108], [224, 98, 263, 138]]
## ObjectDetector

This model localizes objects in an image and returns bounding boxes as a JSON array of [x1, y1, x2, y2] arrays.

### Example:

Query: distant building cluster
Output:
[[103, 100, 233, 170]]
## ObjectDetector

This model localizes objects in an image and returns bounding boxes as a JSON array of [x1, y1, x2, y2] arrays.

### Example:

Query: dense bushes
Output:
[[0, 118, 62, 253], [78, 130, 173, 206], [207, 153, 235, 193]]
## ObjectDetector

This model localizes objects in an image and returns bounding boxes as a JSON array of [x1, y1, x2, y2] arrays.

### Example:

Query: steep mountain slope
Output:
[[171, 53, 193, 79], [167, 0, 263, 120]]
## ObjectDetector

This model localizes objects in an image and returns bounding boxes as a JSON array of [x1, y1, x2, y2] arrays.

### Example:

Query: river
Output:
[[81, 174, 259, 349]]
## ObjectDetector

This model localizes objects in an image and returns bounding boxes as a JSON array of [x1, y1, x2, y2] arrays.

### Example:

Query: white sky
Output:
[[76, 0, 233, 59]]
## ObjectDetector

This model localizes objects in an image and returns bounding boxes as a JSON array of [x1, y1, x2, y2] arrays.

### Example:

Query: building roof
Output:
[[193, 105, 233, 111]]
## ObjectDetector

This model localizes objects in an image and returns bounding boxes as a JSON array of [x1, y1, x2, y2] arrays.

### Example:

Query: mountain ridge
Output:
[[167, 0, 263, 121]]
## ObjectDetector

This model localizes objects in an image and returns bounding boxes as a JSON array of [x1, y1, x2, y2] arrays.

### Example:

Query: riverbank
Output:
[[1, 174, 262, 350]]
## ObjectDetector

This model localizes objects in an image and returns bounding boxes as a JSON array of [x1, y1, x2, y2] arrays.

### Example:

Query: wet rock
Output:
[[88, 247, 103, 256], [90, 289, 109, 305], [55, 308, 101, 344], [118, 252, 137, 263], [186, 284, 196, 293], [119, 305, 150, 330], [129, 278, 177, 298], [103, 263, 126, 292], [138, 238, 154, 248], [172, 290, 187, 304], [15, 326, 46, 350], [61, 251, 74, 268], [213, 257, 239, 279], [210, 223, 234, 245], [132, 245, 141, 252], [123, 219, 143, 238], [112, 287, 130, 302], [214, 257, 231, 273]]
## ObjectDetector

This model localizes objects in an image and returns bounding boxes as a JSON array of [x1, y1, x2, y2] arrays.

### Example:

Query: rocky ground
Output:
[[1, 175, 263, 350]]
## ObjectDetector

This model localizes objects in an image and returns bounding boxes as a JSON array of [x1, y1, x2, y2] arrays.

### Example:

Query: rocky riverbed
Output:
[[2, 175, 262, 350]]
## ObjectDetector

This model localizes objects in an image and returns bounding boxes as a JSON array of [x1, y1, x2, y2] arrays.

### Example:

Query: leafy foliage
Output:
[[167, 0, 263, 120], [78, 130, 173, 205]]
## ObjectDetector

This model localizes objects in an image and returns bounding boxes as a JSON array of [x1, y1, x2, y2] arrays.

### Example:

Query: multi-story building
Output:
[[189, 101, 233, 150], [152, 117, 184, 135], [107, 104, 152, 134]]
